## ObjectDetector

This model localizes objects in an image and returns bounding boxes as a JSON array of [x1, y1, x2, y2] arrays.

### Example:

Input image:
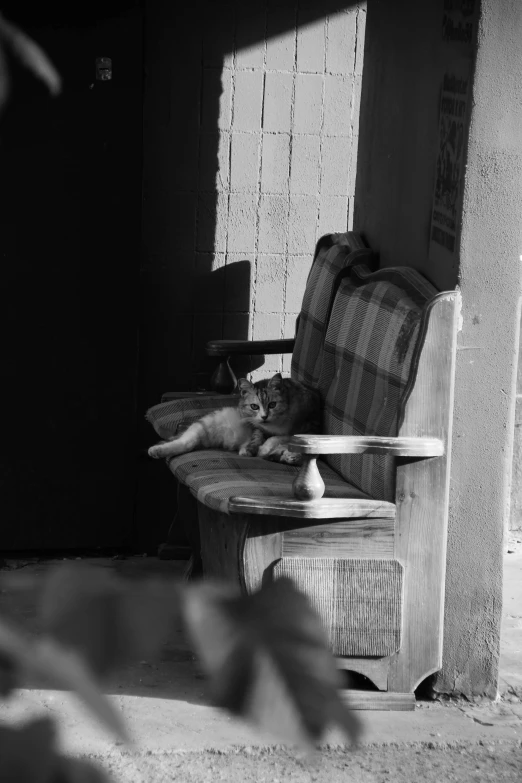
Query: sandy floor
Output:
[[84, 742, 522, 783], [0, 552, 521, 782]]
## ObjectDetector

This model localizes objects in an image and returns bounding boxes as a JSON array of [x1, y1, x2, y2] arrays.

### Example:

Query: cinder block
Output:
[[224, 254, 254, 312], [232, 71, 264, 131], [199, 132, 230, 192], [290, 135, 321, 195], [266, 1, 297, 71], [318, 195, 349, 237], [223, 311, 251, 341], [348, 135, 359, 196], [285, 255, 311, 312], [293, 74, 323, 133], [347, 196, 354, 230], [202, 68, 232, 130], [236, 2, 266, 69], [197, 192, 229, 253], [282, 352, 292, 373], [283, 310, 300, 338], [296, 14, 325, 73], [230, 132, 261, 192], [259, 353, 283, 374], [351, 74, 363, 133], [323, 74, 353, 136], [263, 72, 293, 132], [261, 134, 291, 193], [326, 10, 357, 75], [255, 254, 286, 312], [227, 193, 258, 253], [194, 253, 226, 312], [355, 8, 367, 76], [253, 312, 283, 341], [320, 136, 351, 195], [258, 194, 289, 253], [288, 195, 318, 254]]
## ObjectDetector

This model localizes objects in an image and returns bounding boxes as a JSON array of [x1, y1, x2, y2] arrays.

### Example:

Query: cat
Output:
[[148, 373, 321, 465]]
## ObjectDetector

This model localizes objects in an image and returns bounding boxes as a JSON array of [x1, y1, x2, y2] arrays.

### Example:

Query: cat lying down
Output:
[[148, 373, 320, 465]]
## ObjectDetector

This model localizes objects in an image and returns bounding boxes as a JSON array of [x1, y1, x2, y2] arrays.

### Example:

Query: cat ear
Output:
[[268, 373, 283, 390], [237, 378, 254, 396]]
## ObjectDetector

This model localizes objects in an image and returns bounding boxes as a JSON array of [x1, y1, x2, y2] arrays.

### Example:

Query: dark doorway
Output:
[[0, 2, 143, 549]]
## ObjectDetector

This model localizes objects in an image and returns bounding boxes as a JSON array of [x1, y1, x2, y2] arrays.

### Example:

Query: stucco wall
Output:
[[140, 0, 364, 399], [355, 0, 522, 697]]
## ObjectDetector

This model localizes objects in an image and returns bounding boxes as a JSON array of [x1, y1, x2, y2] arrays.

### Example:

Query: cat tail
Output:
[[148, 421, 206, 459]]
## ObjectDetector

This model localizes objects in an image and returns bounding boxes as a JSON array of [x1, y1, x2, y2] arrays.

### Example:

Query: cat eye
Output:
[[250, 404, 259, 410], [268, 402, 277, 409]]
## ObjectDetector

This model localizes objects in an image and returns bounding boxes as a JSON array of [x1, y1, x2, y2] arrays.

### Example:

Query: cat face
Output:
[[237, 373, 291, 434]]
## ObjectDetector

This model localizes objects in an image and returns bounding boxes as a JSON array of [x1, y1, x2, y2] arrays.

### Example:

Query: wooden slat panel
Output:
[[289, 434, 444, 456], [389, 291, 460, 693], [342, 690, 415, 711], [282, 519, 394, 558], [229, 496, 396, 519]]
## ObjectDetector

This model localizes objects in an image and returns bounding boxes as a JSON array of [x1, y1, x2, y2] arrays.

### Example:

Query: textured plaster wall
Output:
[[442, 0, 522, 697], [355, 0, 522, 697], [140, 0, 364, 399]]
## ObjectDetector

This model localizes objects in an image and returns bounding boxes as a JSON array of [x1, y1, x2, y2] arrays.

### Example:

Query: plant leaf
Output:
[[0, 13, 61, 97], [0, 617, 129, 745], [0, 39, 9, 111], [0, 717, 57, 783], [182, 577, 362, 749], [39, 563, 179, 678]]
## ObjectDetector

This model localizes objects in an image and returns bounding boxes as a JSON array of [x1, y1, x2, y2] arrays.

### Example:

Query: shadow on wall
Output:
[[138, 0, 360, 549], [139, 0, 359, 403]]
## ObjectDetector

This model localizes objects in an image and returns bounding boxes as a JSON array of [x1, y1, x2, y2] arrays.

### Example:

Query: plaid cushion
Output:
[[146, 394, 238, 439], [291, 233, 373, 389], [167, 450, 372, 514], [318, 264, 437, 501]]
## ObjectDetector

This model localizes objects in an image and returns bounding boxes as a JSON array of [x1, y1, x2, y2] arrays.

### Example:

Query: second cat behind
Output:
[[148, 373, 320, 465]]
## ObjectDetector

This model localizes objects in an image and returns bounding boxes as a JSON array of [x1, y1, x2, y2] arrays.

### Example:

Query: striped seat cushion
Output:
[[146, 394, 238, 439], [291, 233, 372, 389], [167, 451, 372, 514], [318, 264, 437, 501]]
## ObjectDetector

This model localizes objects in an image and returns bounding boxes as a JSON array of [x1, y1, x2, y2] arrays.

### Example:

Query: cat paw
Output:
[[148, 443, 167, 459], [257, 443, 272, 459], [238, 446, 253, 457], [279, 450, 303, 466]]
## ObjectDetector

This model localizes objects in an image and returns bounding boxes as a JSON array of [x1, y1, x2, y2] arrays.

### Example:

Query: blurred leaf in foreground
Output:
[[0, 616, 129, 745], [182, 577, 362, 750], [38, 563, 178, 679], [0, 12, 61, 110], [0, 717, 109, 783]]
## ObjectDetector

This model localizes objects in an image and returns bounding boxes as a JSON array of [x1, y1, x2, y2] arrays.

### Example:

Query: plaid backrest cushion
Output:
[[291, 233, 373, 389], [318, 264, 437, 501]]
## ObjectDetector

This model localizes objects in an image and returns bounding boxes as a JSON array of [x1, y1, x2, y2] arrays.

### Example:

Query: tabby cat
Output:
[[148, 373, 320, 465]]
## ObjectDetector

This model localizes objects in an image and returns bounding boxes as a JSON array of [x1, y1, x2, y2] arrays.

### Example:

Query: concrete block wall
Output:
[[207, 3, 365, 382], [140, 0, 365, 401]]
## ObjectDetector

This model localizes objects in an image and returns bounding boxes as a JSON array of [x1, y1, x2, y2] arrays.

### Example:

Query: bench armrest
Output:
[[206, 338, 295, 357], [288, 434, 444, 457]]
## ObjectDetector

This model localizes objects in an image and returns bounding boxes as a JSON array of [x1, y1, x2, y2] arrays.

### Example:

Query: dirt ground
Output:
[[86, 742, 522, 783]]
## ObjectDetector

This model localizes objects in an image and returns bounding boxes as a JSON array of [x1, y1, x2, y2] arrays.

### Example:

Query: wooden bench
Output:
[[146, 233, 460, 709]]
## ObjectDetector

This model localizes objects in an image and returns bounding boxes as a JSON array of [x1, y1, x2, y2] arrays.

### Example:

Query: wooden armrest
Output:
[[206, 338, 295, 357], [289, 435, 444, 457]]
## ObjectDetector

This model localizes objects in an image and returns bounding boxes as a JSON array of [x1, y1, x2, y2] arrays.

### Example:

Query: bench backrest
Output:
[[317, 263, 438, 501], [291, 233, 373, 389]]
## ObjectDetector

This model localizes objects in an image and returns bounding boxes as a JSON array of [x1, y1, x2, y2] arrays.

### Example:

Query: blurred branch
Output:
[[0, 12, 61, 110]]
